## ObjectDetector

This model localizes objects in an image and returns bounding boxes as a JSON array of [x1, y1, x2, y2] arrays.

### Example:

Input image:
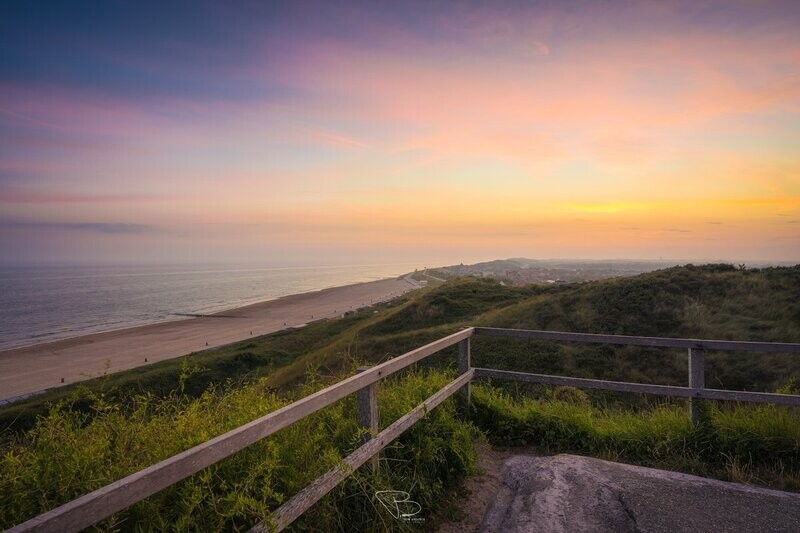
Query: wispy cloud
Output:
[[1, 221, 155, 234], [528, 40, 550, 57], [0, 189, 171, 204], [1, 1, 800, 262], [296, 125, 368, 149]]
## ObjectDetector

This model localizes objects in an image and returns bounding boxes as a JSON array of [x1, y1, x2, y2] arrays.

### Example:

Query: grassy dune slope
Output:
[[2, 265, 800, 530], [3, 264, 799, 430], [266, 264, 800, 394]]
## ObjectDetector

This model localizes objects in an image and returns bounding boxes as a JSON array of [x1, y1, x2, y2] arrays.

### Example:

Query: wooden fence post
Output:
[[688, 348, 705, 425], [356, 366, 379, 474], [458, 336, 471, 418]]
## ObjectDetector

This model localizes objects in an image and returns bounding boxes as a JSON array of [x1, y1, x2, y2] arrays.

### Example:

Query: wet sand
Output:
[[0, 276, 420, 402]]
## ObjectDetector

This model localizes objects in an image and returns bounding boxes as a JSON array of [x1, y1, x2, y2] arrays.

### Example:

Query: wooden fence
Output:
[[8, 327, 800, 532]]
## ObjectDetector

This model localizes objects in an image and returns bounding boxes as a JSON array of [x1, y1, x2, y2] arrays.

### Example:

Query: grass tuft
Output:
[[0, 369, 478, 531]]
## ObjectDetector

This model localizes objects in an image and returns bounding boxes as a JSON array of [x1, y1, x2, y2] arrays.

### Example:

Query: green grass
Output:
[[471, 384, 800, 491], [2, 264, 800, 529], [6, 265, 799, 432], [0, 310, 380, 432], [0, 368, 478, 531], [3, 371, 799, 531]]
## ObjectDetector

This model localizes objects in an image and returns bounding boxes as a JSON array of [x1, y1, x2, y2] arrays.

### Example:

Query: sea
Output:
[[0, 262, 420, 351]]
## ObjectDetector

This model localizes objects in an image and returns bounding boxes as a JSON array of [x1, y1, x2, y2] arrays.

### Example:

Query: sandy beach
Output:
[[0, 275, 420, 402]]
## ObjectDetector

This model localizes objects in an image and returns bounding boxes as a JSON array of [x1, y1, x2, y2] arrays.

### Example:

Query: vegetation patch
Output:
[[0, 368, 478, 531], [2, 264, 800, 529], [471, 385, 800, 491]]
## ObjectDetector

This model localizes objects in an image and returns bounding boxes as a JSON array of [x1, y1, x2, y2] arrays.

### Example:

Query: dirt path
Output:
[[438, 442, 537, 532]]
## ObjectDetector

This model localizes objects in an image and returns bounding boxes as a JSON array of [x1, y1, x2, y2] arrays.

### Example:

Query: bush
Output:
[[0, 370, 478, 531], [471, 384, 800, 491]]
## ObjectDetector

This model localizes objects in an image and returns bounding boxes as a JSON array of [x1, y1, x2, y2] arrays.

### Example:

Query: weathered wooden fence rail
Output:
[[8, 326, 800, 532], [473, 327, 800, 420]]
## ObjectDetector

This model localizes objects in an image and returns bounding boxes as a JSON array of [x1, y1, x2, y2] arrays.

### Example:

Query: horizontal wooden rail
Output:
[[11, 325, 800, 532], [473, 327, 800, 353], [473, 368, 800, 407], [251, 370, 475, 532], [8, 328, 474, 533]]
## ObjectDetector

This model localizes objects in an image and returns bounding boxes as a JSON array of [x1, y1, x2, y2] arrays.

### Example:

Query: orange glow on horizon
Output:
[[1, 1, 799, 264]]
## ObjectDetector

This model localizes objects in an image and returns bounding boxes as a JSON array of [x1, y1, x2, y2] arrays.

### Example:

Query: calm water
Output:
[[0, 263, 418, 351]]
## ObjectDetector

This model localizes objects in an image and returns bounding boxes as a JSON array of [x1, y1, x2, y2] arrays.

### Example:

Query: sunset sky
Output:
[[1, 1, 799, 265]]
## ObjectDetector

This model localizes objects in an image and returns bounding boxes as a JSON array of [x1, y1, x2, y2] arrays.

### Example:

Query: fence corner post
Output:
[[688, 347, 705, 426], [457, 333, 472, 419], [356, 366, 379, 474]]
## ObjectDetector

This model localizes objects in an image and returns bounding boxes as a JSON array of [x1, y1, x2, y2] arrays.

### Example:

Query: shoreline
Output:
[[0, 274, 422, 402], [0, 275, 400, 353]]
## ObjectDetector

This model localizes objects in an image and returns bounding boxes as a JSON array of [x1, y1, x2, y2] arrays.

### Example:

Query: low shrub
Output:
[[471, 384, 800, 491], [0, 369, 478, 531]]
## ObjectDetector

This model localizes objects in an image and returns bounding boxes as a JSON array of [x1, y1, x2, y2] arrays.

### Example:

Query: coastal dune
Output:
[[0, 276, 419, 402]]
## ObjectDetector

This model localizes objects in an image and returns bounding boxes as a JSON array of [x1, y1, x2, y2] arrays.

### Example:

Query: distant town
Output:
[[419, 258, 681, 286]]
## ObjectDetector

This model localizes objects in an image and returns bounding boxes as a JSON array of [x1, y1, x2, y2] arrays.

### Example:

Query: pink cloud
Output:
[[0, 188, 172, 204], [294, 125, 368, 149], [284, 28, 800, 131]]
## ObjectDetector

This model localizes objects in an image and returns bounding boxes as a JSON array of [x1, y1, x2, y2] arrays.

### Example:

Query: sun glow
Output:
[[1, 1, 799, 264]]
